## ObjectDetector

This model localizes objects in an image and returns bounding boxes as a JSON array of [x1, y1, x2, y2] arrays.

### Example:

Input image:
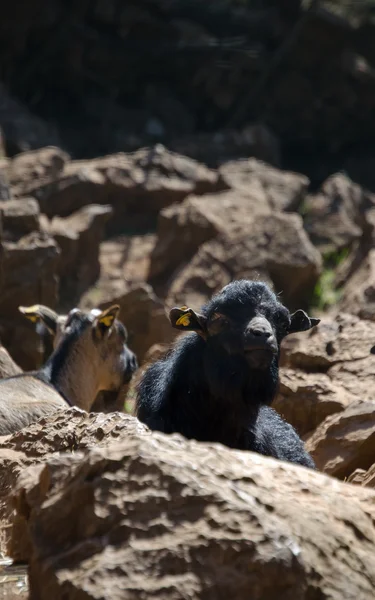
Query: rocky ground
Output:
[[0, 136, 374, 597], [1, 1, 375, 596]]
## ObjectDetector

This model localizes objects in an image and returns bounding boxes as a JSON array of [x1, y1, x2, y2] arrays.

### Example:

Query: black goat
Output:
[[136, 280, 319, 469]]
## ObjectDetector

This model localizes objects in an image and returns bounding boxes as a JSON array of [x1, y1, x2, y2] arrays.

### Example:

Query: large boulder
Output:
[[274, 368, 355, 437], [282, 313, 375, 376], [0, 408, 149, 559], [0, 231, 60, 369], [80, 233, 157, 308], [306, 401, 375, 480], [276, 313, 375, 478], [5, 409, 375, 599], [1, 198, 41, 239], [219, 158, 309, 212], [164, 211, 322, 310], [25, 146, 224, 231], [149, 160, 310, 289], [7, 146, 69, 198], [303, 173, 371, 254], [148, 190, 251, 287], [348, 464, 375, 489], [337, 248, 375, 321], [47, 204, 113, 306]]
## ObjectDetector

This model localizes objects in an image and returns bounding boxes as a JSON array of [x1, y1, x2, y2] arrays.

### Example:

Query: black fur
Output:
[[136, 280, 316, 469]]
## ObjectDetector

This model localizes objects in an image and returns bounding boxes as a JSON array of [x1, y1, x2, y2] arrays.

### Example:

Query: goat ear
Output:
[[169, 306, 207, 335], [288, 309, 320, 334], [18, 304, 59, 335], [95, 304, 120, 332]]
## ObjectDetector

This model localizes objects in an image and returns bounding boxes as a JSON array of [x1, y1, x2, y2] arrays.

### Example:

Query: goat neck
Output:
[[41, 338, 103, 411]]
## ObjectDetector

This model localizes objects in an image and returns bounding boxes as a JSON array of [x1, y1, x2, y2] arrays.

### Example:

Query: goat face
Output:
[[60, 305, 138, 392], [21, 303, 138, 392], [170, 280, 320, 371]]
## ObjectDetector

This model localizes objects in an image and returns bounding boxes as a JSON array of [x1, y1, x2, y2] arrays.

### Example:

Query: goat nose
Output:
[[249, 326, 271, 339]]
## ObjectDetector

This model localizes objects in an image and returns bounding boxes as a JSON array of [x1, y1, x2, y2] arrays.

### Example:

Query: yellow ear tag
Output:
[[176, 313, 191, 327], [99, 316, 114, 328]]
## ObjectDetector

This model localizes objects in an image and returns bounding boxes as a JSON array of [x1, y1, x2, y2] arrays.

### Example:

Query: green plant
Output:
[[310, 246, 349, 310], [311, 268, 341, 310]]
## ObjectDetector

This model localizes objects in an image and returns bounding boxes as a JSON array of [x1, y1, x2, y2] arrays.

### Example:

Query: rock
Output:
[[0, 407, 149, 459], [149, 168, 311, 289], [29, 146, 224, 231], [90, 284, 177, 365], [0, 447, 34, 559], [0, 232, 60, 369], [219, 158, 309, 212], [347, 465, 375, 488], [337, 249, 375, 321], [282, 313, 375, 416], [7, 411, 375, 599], [7, 146, 69, 199], [1, 198, 40, 239], [0, 408, 150, 559], [165, 211, 322, 310], [283, 313, 375, 373], [48, 204, 113, 306], [306, 401, 375, 480], [303, 174, 371, 254], [360, 464, 375, 488], [149, 190, 251, 286], [274, 368, 355, 437], [0, 157, 11, 200], [81, 233, 157, 308], [0, 84, 60, 154], [347, 468, 368, 486]]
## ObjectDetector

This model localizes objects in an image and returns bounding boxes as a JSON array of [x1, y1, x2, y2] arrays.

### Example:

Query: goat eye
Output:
[[211, 313, 229, 327]]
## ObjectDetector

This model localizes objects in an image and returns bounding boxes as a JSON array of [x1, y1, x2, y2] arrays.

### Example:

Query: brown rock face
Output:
[[7, 146, 69, 198], [6, 409, 375, 600], [148, 190, 245, 287], [276, 312, 375, 479], [348, 464, 375, 488], [26, 146, 224, 231], [48, 204, 113, 306], [303, 173, 370, 254], [1, 198, 41, 239], [219, 158, 309, 212], [274, 368, 355, 437], [164, 211, 321, 310], [149, 160, 311, 291], [0, 408, 150, 559], [80, 233, 157, 308], [0, 232, 60, 369], [338, 249, 375, 321], [283, 313, 375, 375], [306, 401, 375, 479]]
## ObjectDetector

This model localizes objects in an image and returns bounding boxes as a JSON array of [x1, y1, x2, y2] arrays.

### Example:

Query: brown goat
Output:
[[19, 304, 132, 413], [0, 305, 137, 435]]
